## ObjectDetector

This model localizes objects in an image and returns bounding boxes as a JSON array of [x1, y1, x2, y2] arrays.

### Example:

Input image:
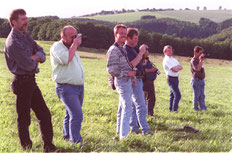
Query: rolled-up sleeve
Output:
[[50, 42, 69, 65]]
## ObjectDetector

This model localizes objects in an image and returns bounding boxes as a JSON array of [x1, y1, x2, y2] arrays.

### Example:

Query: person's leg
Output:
[[63, 110, 70, 140], [129, 103, 139, 133], [191, 78, 200, 111], [56, 85, 69, 140], [131, 79, 150, 134], [143, 80, 156, 116], [167, 77, 174, 111], [12, 77, 33, 149], [199, 80, 207, 110], [116, 104, 122, 134], [55, 84, 83, 143], [31, 84, 55, 151], [172, 78, 181, 111], [168, 77, 181, 111], [115, 78, 133, 140]]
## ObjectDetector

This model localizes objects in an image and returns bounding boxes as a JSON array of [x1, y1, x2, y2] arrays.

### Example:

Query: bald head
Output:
[[61, 25, 78, 48], [61, 25, 77, 37]]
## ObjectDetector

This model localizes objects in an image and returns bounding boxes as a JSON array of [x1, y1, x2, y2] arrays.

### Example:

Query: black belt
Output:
[[57, 83, 71, 86], [168, 75, 178, 78], [15, 74, 35, 79]]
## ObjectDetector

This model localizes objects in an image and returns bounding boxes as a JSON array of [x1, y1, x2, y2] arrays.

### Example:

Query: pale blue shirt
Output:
[[50, 40, 85, 85]]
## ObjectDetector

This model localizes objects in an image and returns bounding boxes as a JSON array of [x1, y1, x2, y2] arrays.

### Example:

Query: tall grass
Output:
[[0, 39, 231, 152]]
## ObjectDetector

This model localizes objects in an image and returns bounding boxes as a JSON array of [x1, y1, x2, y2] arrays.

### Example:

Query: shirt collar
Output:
[[12, 28, 26, 39]]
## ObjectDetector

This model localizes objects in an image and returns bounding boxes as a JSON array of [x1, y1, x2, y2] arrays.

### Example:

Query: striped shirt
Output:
[[106, 44, 132, 78]]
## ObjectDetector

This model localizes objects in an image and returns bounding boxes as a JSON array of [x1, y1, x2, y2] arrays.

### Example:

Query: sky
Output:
[[1, 0, 232, 19]]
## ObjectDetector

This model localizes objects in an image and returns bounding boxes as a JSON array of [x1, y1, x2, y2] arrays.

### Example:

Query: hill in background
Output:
[[78, 10, 232, 24]]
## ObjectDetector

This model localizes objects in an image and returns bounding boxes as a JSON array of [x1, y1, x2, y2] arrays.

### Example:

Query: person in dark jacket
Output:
[[142, 49, 159, 116]]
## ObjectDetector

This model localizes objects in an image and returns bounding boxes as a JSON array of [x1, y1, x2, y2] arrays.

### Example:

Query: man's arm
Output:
[[29, 35, 46, 63], [171, 65, 183, 72], [130, 44, 147, 67], [8, 44, 38, 72], [67, 35, 82, 64], [192, 57, 204, 72], [145, 67, 158, 73]]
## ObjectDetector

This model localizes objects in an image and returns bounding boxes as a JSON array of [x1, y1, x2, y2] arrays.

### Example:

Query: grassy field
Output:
[[80, 10, 232, 24], [0, 38, 232, 152]]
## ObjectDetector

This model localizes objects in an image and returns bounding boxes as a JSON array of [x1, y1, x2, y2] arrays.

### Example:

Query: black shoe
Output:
[[22, 143, 32, 150], [21, 141, 32, 150], [142, 131, 153, 135], [44, 143, 56, 152]]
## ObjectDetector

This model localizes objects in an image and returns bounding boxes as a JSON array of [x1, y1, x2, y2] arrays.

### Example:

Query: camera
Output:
[[75, 33, 88, 41], [154, 66, 161, 75], [200, 54, 205, 60]]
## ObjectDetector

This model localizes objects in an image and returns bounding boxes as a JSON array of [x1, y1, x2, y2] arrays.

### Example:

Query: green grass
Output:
[[81, 10, 232, 24], [0, 39, 232, 152]]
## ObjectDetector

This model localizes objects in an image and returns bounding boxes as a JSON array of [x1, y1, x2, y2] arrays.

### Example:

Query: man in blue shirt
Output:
[[4, 9, 56, 152], [123, 28, 150, 135]]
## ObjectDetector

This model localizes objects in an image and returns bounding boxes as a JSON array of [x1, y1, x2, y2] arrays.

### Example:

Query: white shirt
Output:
[[163, 55, 180, 77], [50, 40, 85, 85]]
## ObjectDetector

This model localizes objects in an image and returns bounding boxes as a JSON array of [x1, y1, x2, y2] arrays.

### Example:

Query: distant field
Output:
[[80, 10, 232, 24]]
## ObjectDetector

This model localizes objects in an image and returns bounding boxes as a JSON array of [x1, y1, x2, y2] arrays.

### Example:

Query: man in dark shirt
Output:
[[190, 46, 207, 111], [123, 28, 150, 135], [4, 9, 56, 151]]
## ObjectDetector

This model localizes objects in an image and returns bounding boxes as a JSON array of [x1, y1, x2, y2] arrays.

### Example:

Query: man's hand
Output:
[[73, 35, 82, 47], [132, 78, 137, 88], [30, 55, 40, 62], [200, 53, 205, 62], [151, 67, 158, 72], [139, 44, 148, 56], [128, 70, 136, 77]]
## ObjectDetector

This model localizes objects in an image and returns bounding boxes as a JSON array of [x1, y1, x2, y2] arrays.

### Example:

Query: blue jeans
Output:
[[167, 77, 181, 111], [115, 77, 133, 140], [55, 84, 84, 143], [191, 78, 207, 111], [130, 79, 150, 134]]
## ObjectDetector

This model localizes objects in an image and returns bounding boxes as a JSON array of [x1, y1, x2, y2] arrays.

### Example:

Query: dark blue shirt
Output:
[[4, 28, 46, 75], [143, 58, 157, 81], [123, 44, 144, 76]]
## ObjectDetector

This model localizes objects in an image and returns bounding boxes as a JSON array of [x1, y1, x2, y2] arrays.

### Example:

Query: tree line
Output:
[[0, 17, 231, 60]]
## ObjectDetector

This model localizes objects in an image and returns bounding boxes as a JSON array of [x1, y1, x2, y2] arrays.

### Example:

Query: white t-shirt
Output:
[[163, 55, 180, 77]]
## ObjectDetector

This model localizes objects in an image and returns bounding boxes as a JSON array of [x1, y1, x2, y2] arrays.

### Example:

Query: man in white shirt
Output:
[[162, 45, 183, 112], [50, 25, 84, 146]]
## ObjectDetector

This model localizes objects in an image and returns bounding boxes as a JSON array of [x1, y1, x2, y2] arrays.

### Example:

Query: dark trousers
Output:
[[11, 75, 55, 149], [167, 76, 181, 111], [143, 79, 156, 116]]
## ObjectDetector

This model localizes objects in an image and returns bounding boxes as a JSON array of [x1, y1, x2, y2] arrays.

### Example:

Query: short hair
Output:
[[9, 9, 26, 27], [61, 25, 76, 37], [127, 28, 139, 39], [194, 46, 203, 54], [113, 24, 127, 34], [163, 45, 172, 53]]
